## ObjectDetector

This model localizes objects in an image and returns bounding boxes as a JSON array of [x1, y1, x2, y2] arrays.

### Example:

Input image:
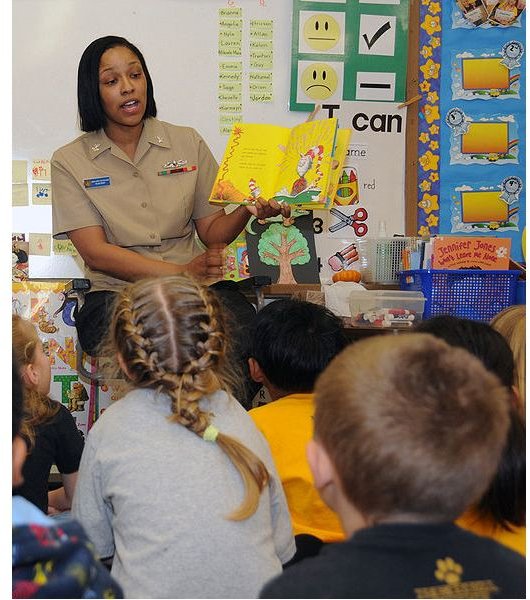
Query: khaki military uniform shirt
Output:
[[51, 118, 221, 292]]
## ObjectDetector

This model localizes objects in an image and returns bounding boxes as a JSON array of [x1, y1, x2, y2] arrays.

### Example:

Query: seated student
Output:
[[72, 274, 295, 598], [12, 315, 84, 514], [12, 355, 123, 598], [491, 305, 525, 410], [249, 299, 349, 559], [416, 315, 526, 556], [260, 334, 525, 599]]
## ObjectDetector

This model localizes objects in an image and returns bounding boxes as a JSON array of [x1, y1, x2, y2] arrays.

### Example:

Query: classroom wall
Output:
[[12, 0, 301, 278]]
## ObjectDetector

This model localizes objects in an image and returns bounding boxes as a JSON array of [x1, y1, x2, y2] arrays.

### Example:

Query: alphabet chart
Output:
[[290, 0, 410, 111]]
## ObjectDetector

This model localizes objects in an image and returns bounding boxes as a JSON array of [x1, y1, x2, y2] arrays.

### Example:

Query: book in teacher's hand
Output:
[[209, 118, 351, 210]]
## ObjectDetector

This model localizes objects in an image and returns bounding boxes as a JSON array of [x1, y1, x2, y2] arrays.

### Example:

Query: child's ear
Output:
[[248, 357, 265, 384], [20, 364, 38, 389], [306, 438, 334, 492]]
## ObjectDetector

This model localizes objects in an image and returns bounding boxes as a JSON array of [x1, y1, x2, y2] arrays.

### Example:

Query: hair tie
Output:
[[203, 424, 219, 443]]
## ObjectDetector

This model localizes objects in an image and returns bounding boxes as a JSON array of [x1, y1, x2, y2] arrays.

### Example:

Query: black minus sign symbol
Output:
[[359, 83, 392, 89]]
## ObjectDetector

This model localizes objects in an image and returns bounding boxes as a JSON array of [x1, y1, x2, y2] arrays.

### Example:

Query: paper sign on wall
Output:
[[324, 101, 406, 237], [13, 160, 27, 184], [290, 0, 410, 110], [432, 236, 511, 270], [31, 159, 51, 181]]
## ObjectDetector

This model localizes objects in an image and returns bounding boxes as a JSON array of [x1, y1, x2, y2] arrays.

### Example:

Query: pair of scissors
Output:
[[329, 207, 368, 236]]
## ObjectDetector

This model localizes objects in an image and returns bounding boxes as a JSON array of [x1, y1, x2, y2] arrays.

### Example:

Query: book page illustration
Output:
[[210, 118, 344, 210]]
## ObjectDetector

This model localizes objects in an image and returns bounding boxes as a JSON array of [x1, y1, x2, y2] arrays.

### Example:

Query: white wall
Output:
[[13, 0, 302, 277]]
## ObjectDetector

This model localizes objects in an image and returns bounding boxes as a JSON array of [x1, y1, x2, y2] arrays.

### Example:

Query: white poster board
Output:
[[315, 101, 406, 283]]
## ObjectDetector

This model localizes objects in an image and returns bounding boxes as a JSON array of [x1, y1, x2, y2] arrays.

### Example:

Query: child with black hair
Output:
[[249, 299, 349, 560], [416, 315, 525, 556], [12, 355, 123, 598], [261, 334, 525, 599]]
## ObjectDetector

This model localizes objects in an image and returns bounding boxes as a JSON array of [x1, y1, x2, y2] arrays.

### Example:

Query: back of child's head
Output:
[[250, 298, 348, 394], [12, 314, 58, 447], [12, 314, 40, 370], [491, 305, 525, 407], [415, 315, 525, 530], [110, 274, 269, 520], [313, 333, 510, 524], [415, 315, 515, 388]]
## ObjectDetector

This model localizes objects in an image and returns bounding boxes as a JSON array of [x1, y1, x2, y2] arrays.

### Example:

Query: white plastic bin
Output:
[[349, 290, 426, 328]]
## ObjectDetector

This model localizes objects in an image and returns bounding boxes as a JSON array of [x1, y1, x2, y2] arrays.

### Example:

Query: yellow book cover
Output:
[[326, 128, 352, 205], [210, 118, 349, 210]]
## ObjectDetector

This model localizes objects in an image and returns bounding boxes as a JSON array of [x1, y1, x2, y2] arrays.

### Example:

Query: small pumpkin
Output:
[[332, 269, 362, 283]]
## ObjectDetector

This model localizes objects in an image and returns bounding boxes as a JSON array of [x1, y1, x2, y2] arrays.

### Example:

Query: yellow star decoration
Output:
[[429, 124, 440, 135], [421, 15, 441, 36], [421, 45, 433, 58], [419, 180, 432, 192], [418, 193, 439, 214], [429, 2, 441, 14], [429, 172, 440, 182], [419, 132, 430, 143], [420, 59, 440, 80], [430, 37, 441, 49], [420, 80, 431, 92], [419, 151, 439, 172], [418, 225, 430, 237], [424, 104, 440, 124], [429, 140, 439, 151], [426, 213, 439, 227], [435, 557, 463, 585], [427, 91, 439, 103]]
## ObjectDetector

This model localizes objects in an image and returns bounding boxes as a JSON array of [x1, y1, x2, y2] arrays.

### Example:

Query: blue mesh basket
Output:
[[399, 270, 520, 321]]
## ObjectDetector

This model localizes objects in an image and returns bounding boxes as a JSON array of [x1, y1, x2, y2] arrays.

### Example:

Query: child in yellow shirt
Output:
[[249, 299, 349, 563]]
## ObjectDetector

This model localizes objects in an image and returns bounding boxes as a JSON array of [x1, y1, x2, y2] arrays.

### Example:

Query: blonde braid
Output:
[[112, 275, 270, 520]]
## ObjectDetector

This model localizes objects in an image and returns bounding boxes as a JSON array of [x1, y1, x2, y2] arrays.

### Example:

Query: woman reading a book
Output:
[[51, 35, 290, 356]]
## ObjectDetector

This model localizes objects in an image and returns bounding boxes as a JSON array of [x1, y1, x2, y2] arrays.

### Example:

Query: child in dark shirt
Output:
[[416, 315, 525, 555], [261, 333, 525, 599], [12, 354, 123, 598], [12, 315, 84, 514]]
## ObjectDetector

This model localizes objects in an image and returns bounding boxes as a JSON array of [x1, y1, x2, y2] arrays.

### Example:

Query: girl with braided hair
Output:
[[72, 274, 295, 598]]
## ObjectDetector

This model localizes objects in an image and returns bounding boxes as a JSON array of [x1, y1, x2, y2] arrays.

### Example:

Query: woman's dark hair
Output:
[[416, 315, 525, 530], [77, 36, 157, 132]]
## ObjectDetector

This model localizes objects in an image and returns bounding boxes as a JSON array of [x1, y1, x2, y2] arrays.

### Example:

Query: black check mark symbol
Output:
[[363, 21, 391, 50]]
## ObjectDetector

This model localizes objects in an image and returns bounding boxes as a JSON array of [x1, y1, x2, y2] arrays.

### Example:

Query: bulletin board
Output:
[[415, 1, 526, 262], [12, 0, 418, 280]]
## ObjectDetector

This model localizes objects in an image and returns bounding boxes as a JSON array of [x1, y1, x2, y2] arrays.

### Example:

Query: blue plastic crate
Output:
[[399, 270, 520, 321]]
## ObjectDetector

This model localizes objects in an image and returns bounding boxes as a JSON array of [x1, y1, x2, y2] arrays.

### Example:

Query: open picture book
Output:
[[209, 118, 351, 210]]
